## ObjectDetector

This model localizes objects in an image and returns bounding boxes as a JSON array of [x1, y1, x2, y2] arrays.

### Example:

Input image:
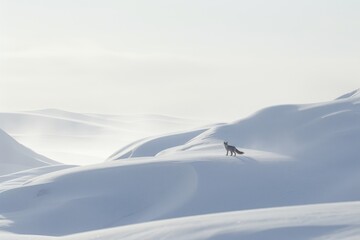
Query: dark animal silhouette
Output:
[[224, 142, 244, 156]]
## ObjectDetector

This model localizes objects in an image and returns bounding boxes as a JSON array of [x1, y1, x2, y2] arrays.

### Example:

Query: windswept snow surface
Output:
[[0, 201, 359, 240], [336, 88, 360, 100], [66, 201, 360, 240], [0, 109, 209, 165], [107, 127, 214, 160], [0, 90, 359, 239], [0, 128, 58, 175]]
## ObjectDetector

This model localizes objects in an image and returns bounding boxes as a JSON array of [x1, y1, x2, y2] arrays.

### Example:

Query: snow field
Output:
[[0, 90, 359, 239]]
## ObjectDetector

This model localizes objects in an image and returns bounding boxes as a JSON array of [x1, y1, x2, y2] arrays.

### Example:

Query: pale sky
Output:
[[1, 0, 359, 121]]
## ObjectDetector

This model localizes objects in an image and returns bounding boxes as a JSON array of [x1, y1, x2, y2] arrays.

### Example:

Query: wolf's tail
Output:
[[236, 149, 244, 154]]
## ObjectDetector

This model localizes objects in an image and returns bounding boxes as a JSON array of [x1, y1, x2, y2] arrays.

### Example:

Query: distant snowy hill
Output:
[[0, 128, 57, 175], [0, 90, 359, 239], [110, 89, 360, 163], [107, 127, 215, 160], [0, 109, 209, 165], [173, 88, 360, 163]]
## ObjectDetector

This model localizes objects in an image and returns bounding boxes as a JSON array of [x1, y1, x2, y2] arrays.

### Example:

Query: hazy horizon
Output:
[[1, 0, 359, 121]]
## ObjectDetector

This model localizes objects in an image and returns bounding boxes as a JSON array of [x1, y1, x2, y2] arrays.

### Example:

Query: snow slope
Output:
[[107, 127, 214, 160], [0, 201, 359, 240], [0, 109, 209, 165], [0, 90, 359, 239], [108, 89, 360, 163], [0, 128, 58, 175], [1, 147, 358, 236], [50, 201, 360, 240]]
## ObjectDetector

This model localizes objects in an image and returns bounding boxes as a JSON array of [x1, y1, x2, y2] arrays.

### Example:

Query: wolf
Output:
[[224, 142, 244, 156]]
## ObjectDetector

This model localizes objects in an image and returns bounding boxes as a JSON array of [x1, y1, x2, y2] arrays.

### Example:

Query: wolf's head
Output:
[[224, 141, 228, 146]]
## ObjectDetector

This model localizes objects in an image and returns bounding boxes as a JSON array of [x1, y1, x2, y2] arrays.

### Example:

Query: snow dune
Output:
[[61, 201, 360, 240], [0, 201, 359, 240], [0, 90, 359, 239], [172, 90, 360, 163], [0, 165, 75, 192], [107, 127, 213, 160], [0, 128, 58, 175], [0, 109, 209, 165], [1, 146, 357, 236], [0, 160, 197, 235]]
